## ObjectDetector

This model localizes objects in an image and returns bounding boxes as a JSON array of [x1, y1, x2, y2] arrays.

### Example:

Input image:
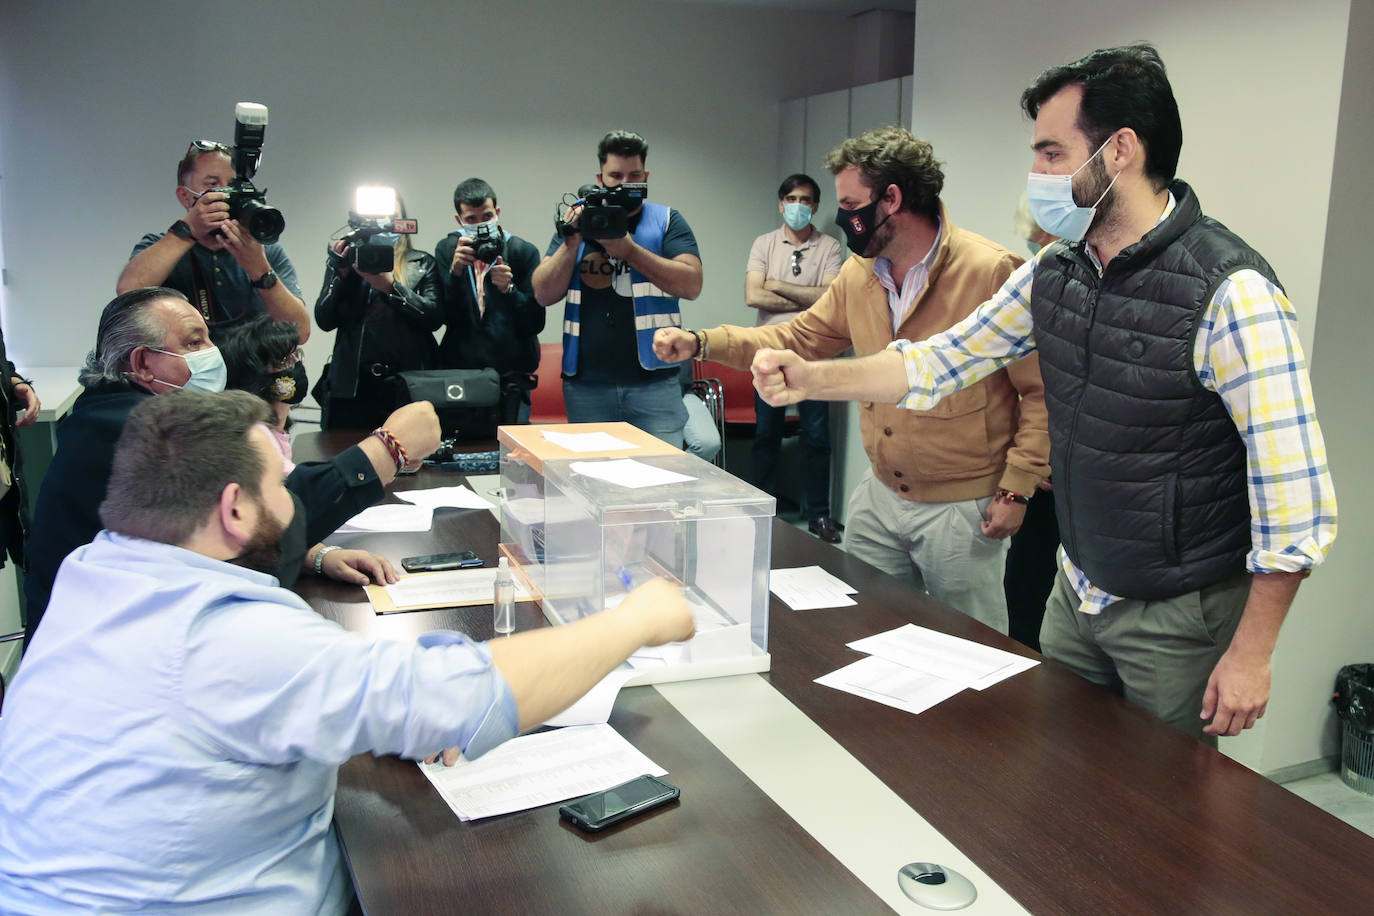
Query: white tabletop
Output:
[[15, 366, 82, 423]]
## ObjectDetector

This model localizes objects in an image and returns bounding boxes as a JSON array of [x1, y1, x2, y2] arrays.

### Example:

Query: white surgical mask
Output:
[[147, 346, 227, 393], [782, 202, 813, 231], [1025, 136, 1120, 243]]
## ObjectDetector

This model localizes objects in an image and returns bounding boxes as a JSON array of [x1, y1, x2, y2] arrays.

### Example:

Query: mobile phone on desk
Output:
[[400, 551, 482, 572], [559, 774, 680, 833]]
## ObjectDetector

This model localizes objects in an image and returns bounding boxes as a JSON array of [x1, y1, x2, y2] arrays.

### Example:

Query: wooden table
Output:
[[295, 433, 1374, 915]]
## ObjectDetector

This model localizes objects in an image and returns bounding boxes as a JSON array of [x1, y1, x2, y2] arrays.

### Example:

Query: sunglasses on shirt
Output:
[[791, 249, 803, 277]]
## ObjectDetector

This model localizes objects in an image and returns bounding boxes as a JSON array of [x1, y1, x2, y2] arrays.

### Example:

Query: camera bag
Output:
[[393, 368, 503, 440]]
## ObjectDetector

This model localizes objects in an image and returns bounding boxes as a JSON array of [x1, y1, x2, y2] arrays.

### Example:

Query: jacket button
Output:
[[893, 470, 903, 478], [883, 427, 893, 436], [357, 473, 365, 481], [899, 484, 910, 493]]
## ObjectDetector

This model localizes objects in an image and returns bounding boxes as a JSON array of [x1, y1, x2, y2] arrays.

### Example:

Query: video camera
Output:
[[555, 183, 647, 240], [215, 102, 285, 244], [336, 186, 418, 274]]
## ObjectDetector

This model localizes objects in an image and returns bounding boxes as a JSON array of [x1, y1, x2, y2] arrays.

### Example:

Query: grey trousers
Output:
[[843, 470, 1010, 633], [1039, 565, 1253, 742]]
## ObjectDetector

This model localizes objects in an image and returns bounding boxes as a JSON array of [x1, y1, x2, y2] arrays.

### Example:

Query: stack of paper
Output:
[[418, 723, 666, 821], [769, 565, 857, 610], [816, 624, 1039, 715], [378, 567, 532, 611]]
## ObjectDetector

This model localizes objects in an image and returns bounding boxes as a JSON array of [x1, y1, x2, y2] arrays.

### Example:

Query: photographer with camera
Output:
[[531, 130, 702, 447], [434, 178, 544, 423], [313, 189, 442, 430], [117, 106, 310, 343]]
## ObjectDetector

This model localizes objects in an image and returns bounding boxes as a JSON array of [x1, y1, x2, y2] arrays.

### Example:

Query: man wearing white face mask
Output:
[[435, 177, 544, 423], [743, 174, 844, 542], [748, 44, 1338, 744], [22, 288, 441, 646]]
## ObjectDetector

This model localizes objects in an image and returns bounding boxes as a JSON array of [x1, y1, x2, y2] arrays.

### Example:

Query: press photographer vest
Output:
[[1030, 180, 1278, 600], [562, 201, 680, 375]]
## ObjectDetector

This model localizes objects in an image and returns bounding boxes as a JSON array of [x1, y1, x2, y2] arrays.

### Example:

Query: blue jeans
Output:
[[563, 376, 687, 448], [751, 394, 831, 518]]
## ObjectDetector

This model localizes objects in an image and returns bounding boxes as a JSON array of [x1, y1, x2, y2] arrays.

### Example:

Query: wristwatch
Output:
[[168, 219, 195, 241], [252, 269, 279, 290]]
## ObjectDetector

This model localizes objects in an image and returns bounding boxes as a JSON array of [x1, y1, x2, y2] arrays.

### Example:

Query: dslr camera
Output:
[[470, 222, 505, 263], [558, 183, 647, 240], [213, 102, 285, 244], [336, 186, 418, 274]]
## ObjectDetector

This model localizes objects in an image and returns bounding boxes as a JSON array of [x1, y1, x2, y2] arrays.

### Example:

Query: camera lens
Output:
[[240, 199, 285, 244]]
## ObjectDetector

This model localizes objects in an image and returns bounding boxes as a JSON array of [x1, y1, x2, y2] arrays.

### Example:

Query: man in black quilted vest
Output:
[[747, 44, 1337, 743]]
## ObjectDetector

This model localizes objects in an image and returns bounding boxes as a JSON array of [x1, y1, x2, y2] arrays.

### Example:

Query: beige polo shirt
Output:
[[746, 226, 845, 327]]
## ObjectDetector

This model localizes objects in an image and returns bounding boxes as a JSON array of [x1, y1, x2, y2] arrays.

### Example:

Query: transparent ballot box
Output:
[[498, 423, 774, 684]]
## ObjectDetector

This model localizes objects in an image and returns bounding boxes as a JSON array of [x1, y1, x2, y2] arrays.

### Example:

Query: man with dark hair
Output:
[[0, 390, 693, 912], [742, 173, 844, 542], [21, 288, 440, 645], [750, 44, 1338, 741], [117, 140, 310, 342], [655, 128, 1048, 632], [434, 177, 545, 424], [533, 130, 703, 446]]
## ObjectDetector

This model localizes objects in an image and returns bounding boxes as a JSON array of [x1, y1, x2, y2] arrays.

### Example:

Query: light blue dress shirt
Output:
[[0, 531, 517, 913]]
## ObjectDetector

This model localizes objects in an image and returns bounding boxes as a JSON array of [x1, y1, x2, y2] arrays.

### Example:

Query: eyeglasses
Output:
[[791, 249, 803, 277]]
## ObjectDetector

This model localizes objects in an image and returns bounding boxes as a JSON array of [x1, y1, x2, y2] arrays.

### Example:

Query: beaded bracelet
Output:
[[995, 488, 1030, 506], [371, 427, 409, 473]]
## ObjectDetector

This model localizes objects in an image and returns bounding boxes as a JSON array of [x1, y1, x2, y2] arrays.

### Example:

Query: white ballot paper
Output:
[[847, 624, 1039, 690], [334, 504, 434, 533], [395, 485, 492, 510], [542, 668, 639, 728], [418, 723, 666, 821], [570, 458, 696, 489], [541, 430, 639, 452], [769, 566, 858, 610], [815, 656, 968, 715], [380, 567, 532, 610]]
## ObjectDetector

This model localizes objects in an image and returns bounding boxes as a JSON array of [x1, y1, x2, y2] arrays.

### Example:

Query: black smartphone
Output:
[[400, 551, 482, 573], [559, 774, 680, 833]]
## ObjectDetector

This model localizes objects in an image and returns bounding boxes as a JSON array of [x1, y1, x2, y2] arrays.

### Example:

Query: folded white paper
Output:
[[418, 723, 666, 821]]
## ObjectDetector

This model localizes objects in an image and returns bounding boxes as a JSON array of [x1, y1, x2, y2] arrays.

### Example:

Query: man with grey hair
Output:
[[22, 288, 441, 645], [0, 390, 693, 912]]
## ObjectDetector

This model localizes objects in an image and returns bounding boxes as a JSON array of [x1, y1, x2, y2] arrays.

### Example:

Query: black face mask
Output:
[[272, 492, 310, 587], [272, 363, 309, 406], [835, 197, 891, 256], [232, 491, 308, 586]]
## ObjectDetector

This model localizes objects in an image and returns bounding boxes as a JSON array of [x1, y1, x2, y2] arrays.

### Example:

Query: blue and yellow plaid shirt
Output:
[[890, 198, 1337, 614]]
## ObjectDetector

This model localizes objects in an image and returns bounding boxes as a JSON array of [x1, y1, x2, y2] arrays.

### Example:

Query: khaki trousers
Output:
[[1039, 566, 1252, 742]]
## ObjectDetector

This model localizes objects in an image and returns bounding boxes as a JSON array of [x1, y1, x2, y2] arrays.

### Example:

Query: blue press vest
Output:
[[562, 201, 680, 375]]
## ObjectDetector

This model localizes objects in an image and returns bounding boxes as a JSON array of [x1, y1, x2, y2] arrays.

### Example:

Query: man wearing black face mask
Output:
[[654, 127, 1049, 634]]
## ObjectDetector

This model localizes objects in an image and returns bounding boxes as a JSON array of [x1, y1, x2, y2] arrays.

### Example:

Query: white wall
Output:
[[913, 0, 1364, 773], [0, 0, 855, 388]]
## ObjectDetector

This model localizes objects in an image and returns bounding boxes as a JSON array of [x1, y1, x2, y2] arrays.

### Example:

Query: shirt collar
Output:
[[873, 217, 942, 293]]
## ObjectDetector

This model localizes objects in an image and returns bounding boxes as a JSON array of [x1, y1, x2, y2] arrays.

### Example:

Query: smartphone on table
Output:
[[559, 774, 680, 833], [400, 551, 482, 573]]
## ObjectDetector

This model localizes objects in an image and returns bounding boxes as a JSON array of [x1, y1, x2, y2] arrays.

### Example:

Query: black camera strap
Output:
[[187, 252, 219, 324]]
